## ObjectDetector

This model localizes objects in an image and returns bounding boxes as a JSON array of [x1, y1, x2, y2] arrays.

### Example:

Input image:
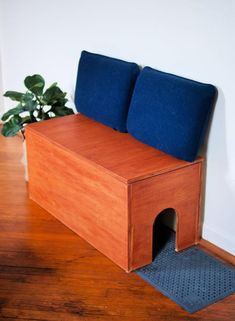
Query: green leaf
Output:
[[24, 99, 38, 112], [1, 123, 22, 137], [24, 74, 45, 96], [51, 106, 74, 117], [21, 115, 32, 124], [20, 92, 38, 112], [51, 97, 68, 107], [43, 86, 66, 105], [1, 115, 23, 137], [4, 91, 24, 101], [21, 92, 34, 103], [1, 104, 25, 121], [48, 82, 58, 88]]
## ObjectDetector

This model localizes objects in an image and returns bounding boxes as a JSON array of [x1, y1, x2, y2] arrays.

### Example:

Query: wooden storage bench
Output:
[[26, 114, 203, 272]]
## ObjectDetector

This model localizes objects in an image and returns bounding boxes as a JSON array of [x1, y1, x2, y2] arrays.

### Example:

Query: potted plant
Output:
[[1, 74, 74, 179], [1, 74, 74, 138]]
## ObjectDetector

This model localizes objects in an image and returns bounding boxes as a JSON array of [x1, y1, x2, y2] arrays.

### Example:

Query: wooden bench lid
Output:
[[26, 114, 203, 183]]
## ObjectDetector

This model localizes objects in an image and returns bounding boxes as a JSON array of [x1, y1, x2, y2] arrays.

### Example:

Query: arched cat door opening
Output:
[[152, 208, 177, 260]]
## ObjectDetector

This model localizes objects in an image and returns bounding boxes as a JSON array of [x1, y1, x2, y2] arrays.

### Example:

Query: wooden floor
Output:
[[0, 134, 234, 321]]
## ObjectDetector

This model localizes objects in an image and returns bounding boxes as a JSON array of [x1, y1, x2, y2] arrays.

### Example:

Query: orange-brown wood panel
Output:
[[26, 114, 202, 183], [26, 130, 130, 271], [130, 162, 203, 270], [25, 115, 204, 272]]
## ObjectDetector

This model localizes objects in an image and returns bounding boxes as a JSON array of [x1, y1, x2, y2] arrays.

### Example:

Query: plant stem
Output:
[[34, 94, 45, 120], [35, 94, 42, 107], [21, 129, 25, 141]]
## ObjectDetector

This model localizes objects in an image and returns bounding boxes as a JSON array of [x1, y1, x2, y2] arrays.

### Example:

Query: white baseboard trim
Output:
[[202, 225, 235, 256]]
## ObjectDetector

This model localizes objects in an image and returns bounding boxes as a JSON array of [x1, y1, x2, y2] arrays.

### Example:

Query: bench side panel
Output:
[[129, 162, 203, 270]]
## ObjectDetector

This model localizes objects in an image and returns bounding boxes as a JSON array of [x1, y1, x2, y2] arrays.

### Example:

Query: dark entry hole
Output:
[[152, 208, 176, 260]]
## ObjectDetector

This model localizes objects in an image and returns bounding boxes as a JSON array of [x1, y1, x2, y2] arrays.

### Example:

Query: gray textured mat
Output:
[[136, 227, 235, 313]]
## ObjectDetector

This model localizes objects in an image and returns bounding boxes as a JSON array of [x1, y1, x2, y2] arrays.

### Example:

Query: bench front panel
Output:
[[26, 130, 129, 271]]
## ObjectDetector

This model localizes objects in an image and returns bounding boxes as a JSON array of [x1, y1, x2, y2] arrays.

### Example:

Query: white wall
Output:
[[0, 1, 4, 117], [0, 55, 4, 118], [1, 0, 235, 254]]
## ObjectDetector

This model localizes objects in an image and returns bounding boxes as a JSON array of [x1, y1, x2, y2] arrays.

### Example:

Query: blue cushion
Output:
[[75, 51, 140, 132], [127, 67, 217, 162]]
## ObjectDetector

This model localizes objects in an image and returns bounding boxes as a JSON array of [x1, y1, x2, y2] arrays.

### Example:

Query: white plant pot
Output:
[[21, 139, 28, 181]]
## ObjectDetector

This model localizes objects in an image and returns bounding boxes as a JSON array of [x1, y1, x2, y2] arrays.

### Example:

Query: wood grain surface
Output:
[[26, 114, 202, 183], [26, 130, 129, 271], [0, 133, 234, 321], [130, 162, 203, 270], [26, 115, 203, 272]]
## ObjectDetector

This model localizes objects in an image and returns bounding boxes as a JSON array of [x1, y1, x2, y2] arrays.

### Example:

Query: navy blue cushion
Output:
[[75, 51, 140, 132], [127, 67, 217, 162]]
